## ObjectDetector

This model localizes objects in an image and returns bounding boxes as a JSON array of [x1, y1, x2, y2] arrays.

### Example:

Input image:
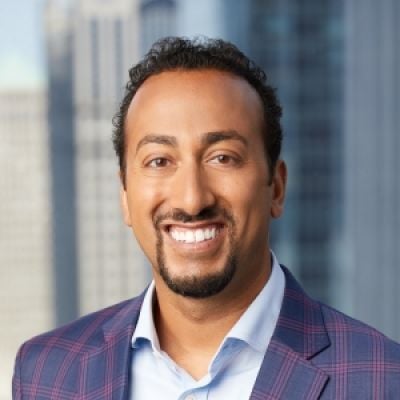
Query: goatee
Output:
[[154, 207, 237, 298]]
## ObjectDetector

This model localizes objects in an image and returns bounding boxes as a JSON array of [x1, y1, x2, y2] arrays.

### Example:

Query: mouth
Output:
[[167, 224, 223, 243], [161, 222, 226, 251]]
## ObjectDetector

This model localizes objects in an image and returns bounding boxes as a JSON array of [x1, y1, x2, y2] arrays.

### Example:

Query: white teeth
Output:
[[210, 227, 216, 239], [185, 231, 195, 243], [169, 226, 218, 243], [195, 229, 205, 242]]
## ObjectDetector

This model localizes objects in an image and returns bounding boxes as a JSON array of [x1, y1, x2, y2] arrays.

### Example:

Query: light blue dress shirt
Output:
[[130, 252, 285, 400]]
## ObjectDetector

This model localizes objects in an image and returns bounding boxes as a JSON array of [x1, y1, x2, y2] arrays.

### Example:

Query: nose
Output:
[[168, 161, 216, 216]]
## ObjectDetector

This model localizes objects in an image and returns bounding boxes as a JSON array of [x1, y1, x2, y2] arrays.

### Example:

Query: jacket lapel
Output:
[[79, 294, 145, 400], [250, 266, 330, 399]]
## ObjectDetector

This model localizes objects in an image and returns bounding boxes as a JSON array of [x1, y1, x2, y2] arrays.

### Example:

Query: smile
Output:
[[167, 224, 222, 244]]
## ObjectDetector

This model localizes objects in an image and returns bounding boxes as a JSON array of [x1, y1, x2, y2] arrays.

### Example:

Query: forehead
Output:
[[125, 69, 265, 146]]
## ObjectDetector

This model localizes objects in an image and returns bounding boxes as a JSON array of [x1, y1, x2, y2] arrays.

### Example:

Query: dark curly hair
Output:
[[112, 36, 282, 186]]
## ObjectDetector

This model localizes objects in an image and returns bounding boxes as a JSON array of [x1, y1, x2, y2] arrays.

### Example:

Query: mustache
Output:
[[153, 206, 234, 228]]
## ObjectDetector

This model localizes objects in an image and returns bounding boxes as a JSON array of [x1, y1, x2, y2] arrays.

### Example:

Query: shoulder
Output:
[[319, 301, 400, 360], [22, 297, 138, 350], [13, 293, 146, 398], [309, 302, 400, 397], [14, 293, 144, 376], [280, 265, 400, 375]]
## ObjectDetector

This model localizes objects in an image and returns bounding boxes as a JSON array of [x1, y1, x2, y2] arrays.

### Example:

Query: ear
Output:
[[270, 160, 287, 219], [119, 172, 132, 227]]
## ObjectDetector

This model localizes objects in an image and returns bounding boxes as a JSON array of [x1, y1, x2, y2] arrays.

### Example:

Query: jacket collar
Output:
[[101, 293, 145, 341]]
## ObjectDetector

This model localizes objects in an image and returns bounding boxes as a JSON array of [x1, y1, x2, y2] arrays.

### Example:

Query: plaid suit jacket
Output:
[[13, 266, 400, 399]]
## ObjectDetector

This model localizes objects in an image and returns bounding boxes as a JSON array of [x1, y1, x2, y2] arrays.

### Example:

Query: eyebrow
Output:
[[135, 134, 178, 153], [135, 130, 248, 154], [202, 130, 248, 147]]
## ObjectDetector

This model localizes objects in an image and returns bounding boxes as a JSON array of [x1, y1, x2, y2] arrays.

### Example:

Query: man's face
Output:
[[121, 70, 286, 299]]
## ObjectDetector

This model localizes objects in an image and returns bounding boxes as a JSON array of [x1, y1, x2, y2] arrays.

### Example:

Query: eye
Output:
[[209, 154, 240, 165], [147, 157, 170, 168]]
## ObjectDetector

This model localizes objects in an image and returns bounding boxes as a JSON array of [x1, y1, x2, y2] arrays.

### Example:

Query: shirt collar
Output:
[[224, 250, 285, 352], [131, 251, 285, 355], [131, 279, 160, 352]]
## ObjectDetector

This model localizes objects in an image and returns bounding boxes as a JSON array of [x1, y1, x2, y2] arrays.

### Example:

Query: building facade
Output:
[[140, 0, 177, 54], [344, 0, 400, 340], [0, 89, 52, 400], [45, 0, 79, 326], [72, 0, 148, 315], [45, 0, 149, 320], [248, 0, 345, 305]]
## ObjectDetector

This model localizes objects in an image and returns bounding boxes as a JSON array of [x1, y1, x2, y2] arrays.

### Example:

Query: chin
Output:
[[158, 258, 237, 299]]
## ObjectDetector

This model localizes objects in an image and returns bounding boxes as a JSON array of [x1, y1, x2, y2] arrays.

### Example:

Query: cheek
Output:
[[126, 180, 163, 243], [227, 173, 271, 236]]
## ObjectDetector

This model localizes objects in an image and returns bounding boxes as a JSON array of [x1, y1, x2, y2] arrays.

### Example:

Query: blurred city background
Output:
[[1, 0, 399, 397]]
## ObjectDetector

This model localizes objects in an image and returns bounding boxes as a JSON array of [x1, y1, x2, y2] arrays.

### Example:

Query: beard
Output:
[[154, 207, 237, 298]]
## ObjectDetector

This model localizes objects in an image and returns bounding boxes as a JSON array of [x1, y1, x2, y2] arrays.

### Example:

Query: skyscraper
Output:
[[248, 0, 345, 305], [139, 0, 250, 55], [344, 0, 400, 340], [177, 0, 248, 45], [72, 0, 148, 315], [45, 0, 78, 326], [140, 0, 177, 54], [0, 89, 52, 400]]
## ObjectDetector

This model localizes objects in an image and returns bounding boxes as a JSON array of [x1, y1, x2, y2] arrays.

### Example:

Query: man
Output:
[[13, 37, 400, 399]]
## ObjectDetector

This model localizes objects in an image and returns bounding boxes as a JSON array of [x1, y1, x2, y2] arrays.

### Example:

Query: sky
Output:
[[0, 0, 46, 89]]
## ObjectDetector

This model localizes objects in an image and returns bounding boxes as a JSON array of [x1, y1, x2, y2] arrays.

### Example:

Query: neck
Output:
[[152, 259, 271, 379]]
